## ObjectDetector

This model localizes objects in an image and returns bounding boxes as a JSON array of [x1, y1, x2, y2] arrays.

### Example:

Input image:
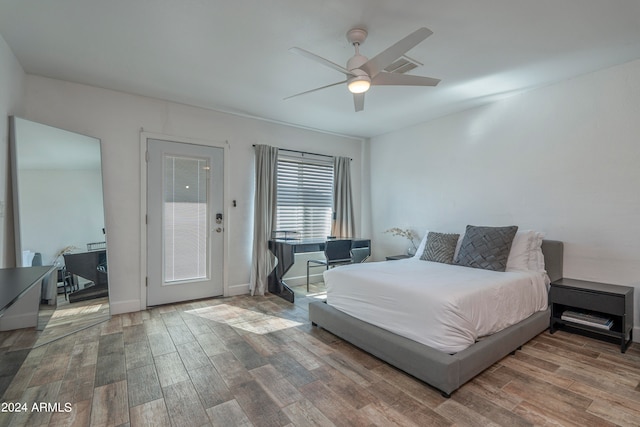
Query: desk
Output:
[[64, 250, 108, 303], [0, 265, 55, 330], [268, 238, 370, 302]]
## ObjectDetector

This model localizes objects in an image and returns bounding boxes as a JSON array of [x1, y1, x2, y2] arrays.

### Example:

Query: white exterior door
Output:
[[146, 138, 224, 306]]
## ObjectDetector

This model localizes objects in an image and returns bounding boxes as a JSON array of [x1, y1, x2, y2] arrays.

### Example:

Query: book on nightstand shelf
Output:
[[560, 310, 613, 330]]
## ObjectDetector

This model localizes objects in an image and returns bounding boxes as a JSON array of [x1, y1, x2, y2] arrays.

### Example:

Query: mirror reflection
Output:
[[10, 117, 110, 345]]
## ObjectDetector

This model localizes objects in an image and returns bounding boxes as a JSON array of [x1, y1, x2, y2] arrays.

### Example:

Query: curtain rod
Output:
[[252, 145, 352, 160]]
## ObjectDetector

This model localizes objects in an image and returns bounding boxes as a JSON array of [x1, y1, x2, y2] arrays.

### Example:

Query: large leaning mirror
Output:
[[10, 116, 110, 346]]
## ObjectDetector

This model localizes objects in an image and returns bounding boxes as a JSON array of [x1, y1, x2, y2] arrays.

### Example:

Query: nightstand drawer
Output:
[[549, 287, 625, 315]]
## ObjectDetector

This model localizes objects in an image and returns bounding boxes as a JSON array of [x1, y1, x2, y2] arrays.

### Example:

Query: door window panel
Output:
[[163, 155, 209, 282]]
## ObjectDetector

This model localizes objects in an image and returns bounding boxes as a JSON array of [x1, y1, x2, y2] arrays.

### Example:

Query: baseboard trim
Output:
[[110, 299, 142, 315], [281, 274, 323, 287], [227, 283, 250, 296], [225, 277, 321, 295], [0, 312, 38, 331]]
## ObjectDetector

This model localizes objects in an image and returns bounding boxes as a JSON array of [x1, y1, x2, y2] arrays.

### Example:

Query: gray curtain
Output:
[[331, 156, 355, 238], [250, 145, 278, 296]]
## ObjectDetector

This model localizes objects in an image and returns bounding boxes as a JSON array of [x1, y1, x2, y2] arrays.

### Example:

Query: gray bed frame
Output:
[[309, 240, 563, 397]]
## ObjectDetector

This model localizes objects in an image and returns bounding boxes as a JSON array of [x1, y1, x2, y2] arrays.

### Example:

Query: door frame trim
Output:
[[140, 131, 229, 310]]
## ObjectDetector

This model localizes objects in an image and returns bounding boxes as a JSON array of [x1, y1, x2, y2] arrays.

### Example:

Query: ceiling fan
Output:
[[285, 27, 440, 112]]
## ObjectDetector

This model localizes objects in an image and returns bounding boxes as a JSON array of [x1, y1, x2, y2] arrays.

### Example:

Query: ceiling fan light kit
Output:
[[287, 26, 440, 111], [347, 76, 371, 94], [347, 67, 371, 93]]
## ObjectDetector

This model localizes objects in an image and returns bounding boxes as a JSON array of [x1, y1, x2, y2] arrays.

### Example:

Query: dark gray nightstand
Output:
[[549, 278, 633, 353]]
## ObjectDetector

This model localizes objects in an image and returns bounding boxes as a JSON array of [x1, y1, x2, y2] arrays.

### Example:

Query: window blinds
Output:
[[276, 154, 334, 240]]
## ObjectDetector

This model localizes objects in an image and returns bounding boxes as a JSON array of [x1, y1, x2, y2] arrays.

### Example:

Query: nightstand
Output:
[[386, 254, 412, 261], [549, 278, 633, 353]]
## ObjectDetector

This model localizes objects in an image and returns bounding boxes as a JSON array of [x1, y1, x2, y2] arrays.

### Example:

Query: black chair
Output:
[[351, 245, 371, 263], [57, 267, 73, 300], [306, 239, 353, 291]]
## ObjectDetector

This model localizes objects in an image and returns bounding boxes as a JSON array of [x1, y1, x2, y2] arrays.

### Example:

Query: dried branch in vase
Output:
[[384, 227, 419, 251]]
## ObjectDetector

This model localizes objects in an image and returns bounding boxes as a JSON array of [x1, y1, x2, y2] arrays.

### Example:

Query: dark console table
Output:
[[549, 278, 633, 353], [268, 238, 371, 302]]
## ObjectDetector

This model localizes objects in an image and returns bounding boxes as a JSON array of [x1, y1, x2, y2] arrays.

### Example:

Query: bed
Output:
[[309, 238, 563, 397]]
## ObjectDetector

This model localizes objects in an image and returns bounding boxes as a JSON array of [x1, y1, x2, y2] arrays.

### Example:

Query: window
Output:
[[163, 155, 208, 282], [276, 153, 333, 240]]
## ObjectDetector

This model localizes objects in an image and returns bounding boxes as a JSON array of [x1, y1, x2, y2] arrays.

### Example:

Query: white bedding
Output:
[[324, 258, 548, 353]]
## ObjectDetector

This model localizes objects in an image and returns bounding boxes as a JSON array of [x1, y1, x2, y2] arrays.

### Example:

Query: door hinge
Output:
[[145, 150, 149, 162], [145, 277, 148, 287], [145, 214, 148, 225]]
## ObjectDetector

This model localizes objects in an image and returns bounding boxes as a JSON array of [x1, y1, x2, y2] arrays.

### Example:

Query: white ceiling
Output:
[[1, 0, 640, 138]]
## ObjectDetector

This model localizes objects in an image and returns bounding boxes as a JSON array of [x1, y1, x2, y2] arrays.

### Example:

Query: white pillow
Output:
[[506, 230, 547, 273], [529, 231, 546, 272], [506, 230, 536, 271], [531, 232, 550, 285], [412, 230, 429, 259]]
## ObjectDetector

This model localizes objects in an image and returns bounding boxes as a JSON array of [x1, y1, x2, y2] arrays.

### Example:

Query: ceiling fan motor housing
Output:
[[347, 55, 368, 73], [347, 47, 370, 93]]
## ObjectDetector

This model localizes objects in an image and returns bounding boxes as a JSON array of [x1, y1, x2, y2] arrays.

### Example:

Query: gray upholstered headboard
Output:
[[541, 240, 563, 283]]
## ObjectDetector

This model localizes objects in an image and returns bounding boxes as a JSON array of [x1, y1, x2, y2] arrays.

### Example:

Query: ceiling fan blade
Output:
[[371, 72, 440, 87], [283, 80, 347, 100], [354, 93, 365, 112], [289, 47, 354, 76], [360, 27, 433, 78]]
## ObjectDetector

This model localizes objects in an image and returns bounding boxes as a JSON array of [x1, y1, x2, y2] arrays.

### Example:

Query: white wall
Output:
[[0, 34, 25, 267], [19, 169, 105, 264], [23, 75, 365, 314], [370, 59, 640, 333]]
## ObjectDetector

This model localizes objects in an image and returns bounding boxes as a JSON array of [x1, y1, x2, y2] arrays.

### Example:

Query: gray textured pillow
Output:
[[455, 225, 518, 272], [420, 232, 460, 264]]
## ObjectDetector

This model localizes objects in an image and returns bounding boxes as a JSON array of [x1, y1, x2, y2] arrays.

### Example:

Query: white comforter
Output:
[[324, 258, 548, 353]]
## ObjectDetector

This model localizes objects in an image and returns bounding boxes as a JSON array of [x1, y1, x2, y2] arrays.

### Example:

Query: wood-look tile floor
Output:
[[36, 296, 110, 348], [1, 283, 639, 427]]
